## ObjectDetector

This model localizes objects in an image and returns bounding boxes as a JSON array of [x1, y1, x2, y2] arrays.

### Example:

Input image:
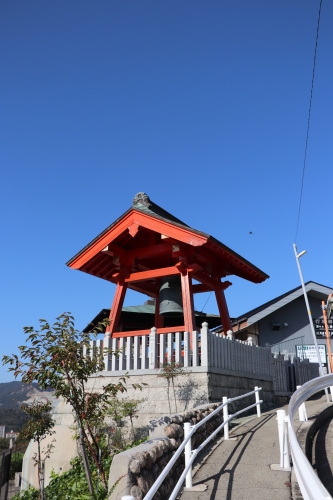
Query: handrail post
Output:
[[283, 416, 291, 469], [254, 386, 261, 417], [149, 327, 157, 369], [296, 385, 308, 421], [200, 322, 210, 367], [103, 332, 111, 371], [184, 422, 192, 488], [223, 396, 229, 440], [276, 409, 286, 468]]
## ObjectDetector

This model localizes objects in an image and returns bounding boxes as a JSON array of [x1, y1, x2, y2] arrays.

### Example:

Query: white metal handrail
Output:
[[288, 374, 333, 500], [142, 387, 262, 500]]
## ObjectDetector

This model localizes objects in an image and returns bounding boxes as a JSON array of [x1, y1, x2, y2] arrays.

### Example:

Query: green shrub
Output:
[[12, 486, 40, 500], [11, 435, 147, 500], [46, 457, 108, 500], [10, 451, 24, 480], [12, 456, 109, 500]]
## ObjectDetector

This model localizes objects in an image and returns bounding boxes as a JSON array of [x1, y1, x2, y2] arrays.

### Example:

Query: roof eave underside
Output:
[[66, 207, 268, 283]]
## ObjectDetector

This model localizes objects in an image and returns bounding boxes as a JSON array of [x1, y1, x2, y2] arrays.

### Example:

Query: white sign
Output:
[[296, 344, 327, 364]]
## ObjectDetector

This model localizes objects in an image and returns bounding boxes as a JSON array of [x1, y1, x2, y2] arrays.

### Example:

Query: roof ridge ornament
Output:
[[132, 192, 151, 208]]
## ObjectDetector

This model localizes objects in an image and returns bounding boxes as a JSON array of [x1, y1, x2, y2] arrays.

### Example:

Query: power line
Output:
[[200, 291, 212, 313], [295, 0, 323, 243]]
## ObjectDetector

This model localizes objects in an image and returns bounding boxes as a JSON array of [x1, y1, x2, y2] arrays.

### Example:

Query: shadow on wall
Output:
[[133, 426, 150, 442], [177, 378, 209, 411]]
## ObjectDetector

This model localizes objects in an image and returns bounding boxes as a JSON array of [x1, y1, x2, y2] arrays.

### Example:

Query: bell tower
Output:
[[67, 192, 268, 338]]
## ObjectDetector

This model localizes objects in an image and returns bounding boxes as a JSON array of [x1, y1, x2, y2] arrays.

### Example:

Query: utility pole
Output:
[[322, 300, 333, 373], [293, 244, 329, 402]]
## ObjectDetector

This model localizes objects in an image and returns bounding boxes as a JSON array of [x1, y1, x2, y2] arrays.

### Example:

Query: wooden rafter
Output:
[[193, 271, 231, 290], [68, 210, 208, 270]]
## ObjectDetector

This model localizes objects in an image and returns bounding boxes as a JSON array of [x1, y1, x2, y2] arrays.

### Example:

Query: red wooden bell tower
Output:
[[67, 193, 268, 338]]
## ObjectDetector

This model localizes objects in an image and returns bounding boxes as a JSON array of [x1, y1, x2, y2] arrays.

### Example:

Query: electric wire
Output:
[[200, 291, 212, 313], [295, 0, 323, 243]]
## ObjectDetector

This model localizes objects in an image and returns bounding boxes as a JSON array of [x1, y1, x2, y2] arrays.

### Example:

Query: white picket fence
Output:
[[84, 323, 312, 392], [84, 323, 271, 377]]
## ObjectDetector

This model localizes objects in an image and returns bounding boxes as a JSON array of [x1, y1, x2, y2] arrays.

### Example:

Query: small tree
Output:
[[105, 396, 126, 452], [120, 398, 144, 444], [106, 397, 145, 448], [158, 362, 190, 414], [19, 400, 55, 500], [2, 313, 144, 494]]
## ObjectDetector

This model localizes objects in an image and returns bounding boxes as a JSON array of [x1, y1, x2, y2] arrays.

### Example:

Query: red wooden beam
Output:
[[193, 272, 231, 290], [192, 283, 212, 293], [127, 282, 158, 298], [120, 266, 181, 283], [154, 289, 164, 328], [180, 268, 196, 338], [193, 246, 223, 269], [108, 282, 128, 336], [215, 287, 232, 334], [113, 325, 186, 338], [128, 242, 173, 260], [102, 243, 127, 261]]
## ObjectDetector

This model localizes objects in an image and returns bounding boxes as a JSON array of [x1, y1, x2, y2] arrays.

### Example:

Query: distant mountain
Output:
[[0, 382, 55, 431], [0, 409, 29, 432], [0, 381, 54, 409]]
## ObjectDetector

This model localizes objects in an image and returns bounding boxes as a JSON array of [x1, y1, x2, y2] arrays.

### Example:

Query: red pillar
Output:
[[215, 287, 232, 334], [154, 290, 164, 328], [180, 270, 196, 335], [107, 281, 128, 336]]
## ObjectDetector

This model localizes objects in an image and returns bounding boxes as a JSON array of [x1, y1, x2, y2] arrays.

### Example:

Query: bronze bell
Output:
[[159, 275, 183, 316]]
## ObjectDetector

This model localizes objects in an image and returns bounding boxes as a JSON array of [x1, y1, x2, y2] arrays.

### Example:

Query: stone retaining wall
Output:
[[89, 368, 275, 434], [108, 402, 224, 500]]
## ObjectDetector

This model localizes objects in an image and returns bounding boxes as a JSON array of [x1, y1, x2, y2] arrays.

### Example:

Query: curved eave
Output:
[[67, 209, 208, 270], [205, 238, 269, 284], [66, 207, 268, 285]]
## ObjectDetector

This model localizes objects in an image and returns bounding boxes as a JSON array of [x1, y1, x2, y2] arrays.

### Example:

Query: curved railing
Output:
[[288, 374, 333, 500], [141, 387, 262, 500]]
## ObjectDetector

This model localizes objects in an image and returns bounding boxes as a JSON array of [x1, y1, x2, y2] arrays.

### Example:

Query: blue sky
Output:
[[1, 1, 332, 382]]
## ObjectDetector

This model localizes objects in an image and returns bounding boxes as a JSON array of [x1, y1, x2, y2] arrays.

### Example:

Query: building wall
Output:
[[257, 295, 332, 358]]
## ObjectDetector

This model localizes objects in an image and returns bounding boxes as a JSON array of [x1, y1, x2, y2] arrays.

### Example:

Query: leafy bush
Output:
[[12, 433, 148, 500], [10, 451, 24, 480], [46, 457, 108, 500], [12, 487, 40, 500], [12, 457, 108, 500]]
